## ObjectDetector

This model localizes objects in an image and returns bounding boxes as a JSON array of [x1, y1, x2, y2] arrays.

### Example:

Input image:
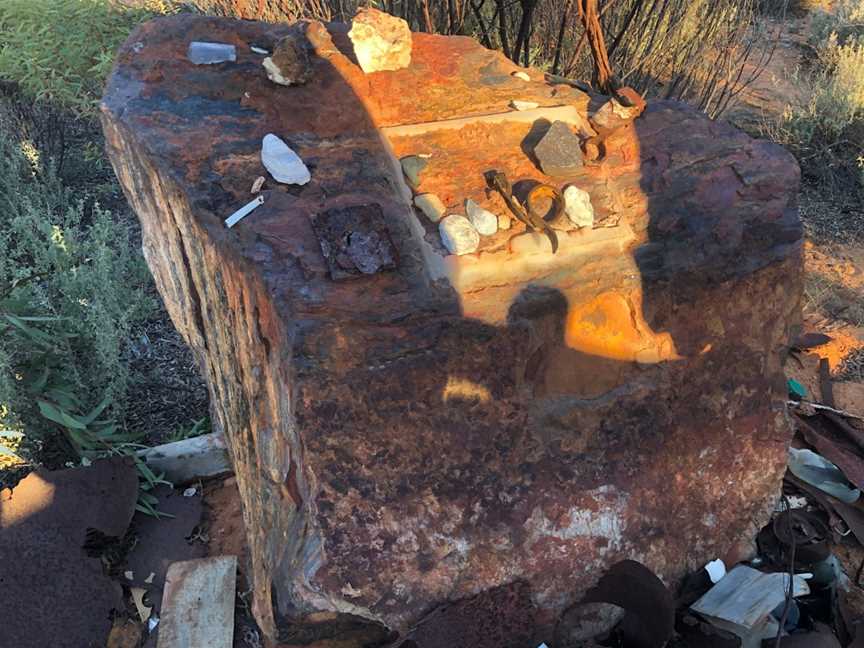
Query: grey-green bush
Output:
[[0, 129, 155, 447]]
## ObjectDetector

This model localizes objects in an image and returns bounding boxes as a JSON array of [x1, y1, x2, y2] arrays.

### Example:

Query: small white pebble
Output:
[[183, 487, 197, 497], [510, 100, 539, 111], [250, 45, 269, 55], [512, 71, 530, 81]]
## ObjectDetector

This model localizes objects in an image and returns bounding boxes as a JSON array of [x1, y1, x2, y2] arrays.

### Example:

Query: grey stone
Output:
[[400, 155, 428, 190], [414, 193, 446, 223], [261, 134, 310, 185], [465, 199, 498, 236], [187, 42, 236, 65], [534, 120, 583, 177], [439, 215, 480, 255]]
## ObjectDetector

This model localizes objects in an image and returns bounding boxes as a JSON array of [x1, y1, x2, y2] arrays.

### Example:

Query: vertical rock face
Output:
[[102, 14, 803, 646]]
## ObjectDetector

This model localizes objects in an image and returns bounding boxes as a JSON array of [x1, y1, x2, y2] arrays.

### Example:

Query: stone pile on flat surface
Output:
[[102, 11, 803, 647]]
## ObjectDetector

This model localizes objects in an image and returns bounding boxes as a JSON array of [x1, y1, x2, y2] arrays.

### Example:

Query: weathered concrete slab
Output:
[[157, 556, 237, 648]]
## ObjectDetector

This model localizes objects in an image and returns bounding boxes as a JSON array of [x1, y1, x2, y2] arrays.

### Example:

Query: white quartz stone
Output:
[[465, 199, 498, 236], [348, 8, 412, 73], [510, 100, 539, 111], [261, 134, 310, 185], [512, 71, 531, 81], [187, 41, 236, 65], [439, 215, 480, 255], [414, 193, 446, 223], [262, 57, 290, 86], [564, 185, 594, 228]]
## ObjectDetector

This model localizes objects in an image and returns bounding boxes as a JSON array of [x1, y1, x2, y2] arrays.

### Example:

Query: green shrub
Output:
[[0, 129, 155, 458], [769, 1, 864, 194], [0, 0, 171, 117]]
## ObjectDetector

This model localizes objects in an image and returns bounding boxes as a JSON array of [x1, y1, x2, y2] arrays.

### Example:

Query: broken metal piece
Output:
[[224, 195, 264, 228], [582, 560, 674, 648], [486, 171, 558, 253], [310, 203, 398, 280]]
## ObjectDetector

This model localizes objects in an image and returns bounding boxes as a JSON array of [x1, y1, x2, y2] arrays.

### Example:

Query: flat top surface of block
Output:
[[102, 14, 801, 326]]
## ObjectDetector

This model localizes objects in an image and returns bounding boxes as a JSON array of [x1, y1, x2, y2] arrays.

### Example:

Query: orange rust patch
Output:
[[564, 291, 678, 362]]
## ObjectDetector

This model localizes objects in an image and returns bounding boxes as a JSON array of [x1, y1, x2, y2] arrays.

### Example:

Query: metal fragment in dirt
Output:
[[225, 195, 264, 228], [310, 203, 398, 280], [582, 560, 674, 648]]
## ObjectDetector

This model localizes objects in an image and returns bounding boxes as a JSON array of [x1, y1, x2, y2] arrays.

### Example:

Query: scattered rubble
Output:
[[348, 7, 412, 73]]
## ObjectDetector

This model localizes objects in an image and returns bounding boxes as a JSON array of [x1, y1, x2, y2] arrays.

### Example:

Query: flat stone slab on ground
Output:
[[157, 556, 237, 648]]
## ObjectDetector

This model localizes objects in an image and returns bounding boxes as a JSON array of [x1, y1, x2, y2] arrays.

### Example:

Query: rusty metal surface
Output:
[[310, 203, 398, 280], [0, 458, 137, 648]]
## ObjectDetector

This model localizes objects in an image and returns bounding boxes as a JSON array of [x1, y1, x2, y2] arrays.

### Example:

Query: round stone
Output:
[[465, 199, 498, 236], [414, 193, 446, 223], [439, 215, 480, 256]]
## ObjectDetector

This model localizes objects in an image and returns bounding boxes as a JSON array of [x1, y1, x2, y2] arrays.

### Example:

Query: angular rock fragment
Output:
[[534, 120, 583, 176], [564, 185, 594, 228], [593, 96, 643, 129], [311, 203, 398, 279], [439, 214, 480, 255], [262, 32, 312, 86], [348, 7, 412, 73], [187, 41, 236, 64], [465, 198, 498, 235], [414, 193, 446, 223], [400, 155, 427, 190], [261, 133, 310, 185]]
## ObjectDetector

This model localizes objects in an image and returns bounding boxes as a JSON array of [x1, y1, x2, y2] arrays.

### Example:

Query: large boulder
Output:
[[101, 14, 802, 646]]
